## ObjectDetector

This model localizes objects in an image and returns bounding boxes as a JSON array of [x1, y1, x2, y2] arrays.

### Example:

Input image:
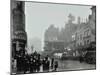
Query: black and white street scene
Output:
[[11, 0, 96, 74]]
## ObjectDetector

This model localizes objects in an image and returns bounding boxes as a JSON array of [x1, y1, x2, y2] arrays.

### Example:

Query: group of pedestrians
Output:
[[24, 51, 41, 73], [14, 51, 58, 73]]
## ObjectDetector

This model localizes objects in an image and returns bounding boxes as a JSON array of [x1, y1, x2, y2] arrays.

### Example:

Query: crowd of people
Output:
[[13, 51, 58, 74]]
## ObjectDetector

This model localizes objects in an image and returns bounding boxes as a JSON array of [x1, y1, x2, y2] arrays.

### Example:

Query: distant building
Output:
[[44, 14, 78, 51], [44, 25, 60, 51], [71, 6, 96, 54], [58, 14, 78, 43], [44, 24, 59, 42], [44, 6, 96, 53], [44, 41, 67, 51]]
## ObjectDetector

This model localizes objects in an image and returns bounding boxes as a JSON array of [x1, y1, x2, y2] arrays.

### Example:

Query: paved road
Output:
[[56, 59, 96, 71], [12, 59, 96, 74], [39, 59, 95, 72]]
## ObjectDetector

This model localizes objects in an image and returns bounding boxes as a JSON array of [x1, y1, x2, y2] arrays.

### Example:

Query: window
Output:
[[84, 40, 87, 45], [80, 34, 82, 40], [80, 42, 82, 46], [87, 29, 90, 36], [77, 35, 79, 40], [84, 31, 87, 37], [87, 40, 90, 44]]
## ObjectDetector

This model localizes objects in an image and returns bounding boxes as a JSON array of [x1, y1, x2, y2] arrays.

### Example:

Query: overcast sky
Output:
[[25, 2, 92, 49]]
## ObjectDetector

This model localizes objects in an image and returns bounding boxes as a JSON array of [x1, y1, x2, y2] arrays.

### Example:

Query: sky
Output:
[[25, 2, 92, 50]]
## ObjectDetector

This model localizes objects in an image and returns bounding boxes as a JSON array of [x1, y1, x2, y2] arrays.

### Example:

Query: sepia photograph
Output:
[[11, 0, 96, 74]]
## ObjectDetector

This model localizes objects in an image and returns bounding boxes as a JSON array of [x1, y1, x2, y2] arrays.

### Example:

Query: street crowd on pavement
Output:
[[13, 51, 58, 74]]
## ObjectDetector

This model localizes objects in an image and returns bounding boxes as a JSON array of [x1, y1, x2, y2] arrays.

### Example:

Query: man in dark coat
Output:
[[36, 54, 41, 72], [51, 58, 54, 69], [30, 55, 34, 73], [42, 56, 50, 72], [54, 61, 58, 71]]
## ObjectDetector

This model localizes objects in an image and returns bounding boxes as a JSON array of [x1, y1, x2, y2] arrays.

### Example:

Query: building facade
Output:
[[71, 6, 96, 56], [11, 1, 27, 72]]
